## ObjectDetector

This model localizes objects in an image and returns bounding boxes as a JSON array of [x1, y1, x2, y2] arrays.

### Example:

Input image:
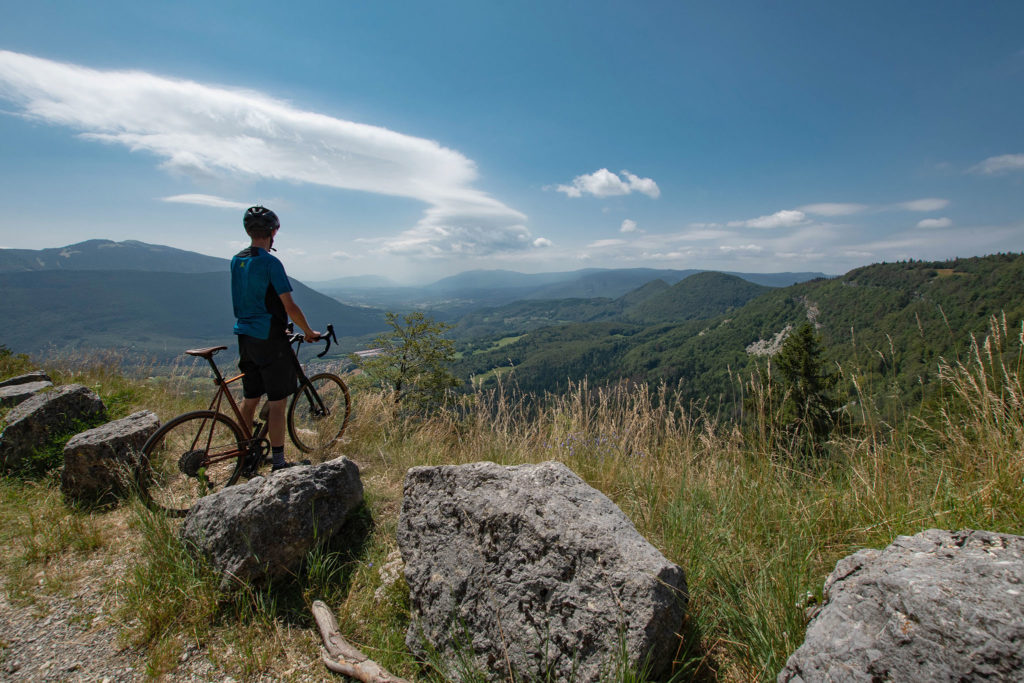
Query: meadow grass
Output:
[[1, 318, 1022, 681]]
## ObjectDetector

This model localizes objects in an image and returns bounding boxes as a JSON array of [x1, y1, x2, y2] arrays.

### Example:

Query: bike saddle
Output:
[[185, 345, 228, 358]]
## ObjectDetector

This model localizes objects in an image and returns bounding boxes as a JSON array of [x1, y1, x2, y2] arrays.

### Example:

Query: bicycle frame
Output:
[[180, 325, 341, 470]]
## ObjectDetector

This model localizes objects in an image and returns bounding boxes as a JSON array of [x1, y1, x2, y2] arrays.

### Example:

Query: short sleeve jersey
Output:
[[231, 247, 293, 340]]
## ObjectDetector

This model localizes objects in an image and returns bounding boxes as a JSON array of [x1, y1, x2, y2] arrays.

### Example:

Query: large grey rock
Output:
[[0, 384, 105, 470], [779, 529, 1024, 682], [0, 380, 53, 408], [399, 461, 687, 682], [180, 456, 364, 590], [60, 410, 160, 503], [0, 371, 52, 388]]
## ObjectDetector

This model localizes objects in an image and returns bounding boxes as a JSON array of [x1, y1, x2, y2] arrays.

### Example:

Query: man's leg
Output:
[[240, 397, 260, 435], [265, 398, 287, 448]]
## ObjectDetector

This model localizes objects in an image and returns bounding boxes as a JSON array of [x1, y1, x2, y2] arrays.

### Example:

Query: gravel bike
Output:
[[138, 324, 351, 516]]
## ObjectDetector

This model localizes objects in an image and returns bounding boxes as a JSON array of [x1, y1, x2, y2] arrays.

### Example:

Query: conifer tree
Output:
[[773, 321, 841, 451]]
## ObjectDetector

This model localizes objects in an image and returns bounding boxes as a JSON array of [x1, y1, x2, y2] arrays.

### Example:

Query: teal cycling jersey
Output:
[[231, 247, 293, 340]]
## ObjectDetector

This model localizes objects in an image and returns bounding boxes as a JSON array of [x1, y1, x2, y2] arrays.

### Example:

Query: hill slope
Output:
[[624, 272, 770, 324]]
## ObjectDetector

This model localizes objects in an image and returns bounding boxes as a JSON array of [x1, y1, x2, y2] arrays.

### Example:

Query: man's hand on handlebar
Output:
[[286, 323, 337, 357]]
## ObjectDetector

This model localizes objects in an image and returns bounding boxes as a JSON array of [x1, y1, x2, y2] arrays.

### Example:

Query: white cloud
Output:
[[555, 168, 660, 198], [161, 193, 249, 210], [969, 153, 1024, 175], [896, 198, 949, 212], [719, 244, 763, 253], [330, 250, 351, 259], [621, 172, 660, 198], [532, 237, 552, 248], [0, 50, 530, 258], [917, 217, 952, 229], [728, 209, 808, 229], [620, 219, 640, 233], [799, 202, 868, 216]]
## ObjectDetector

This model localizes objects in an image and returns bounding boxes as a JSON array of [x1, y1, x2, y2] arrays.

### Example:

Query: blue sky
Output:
[[1, 1, 1022, 283]]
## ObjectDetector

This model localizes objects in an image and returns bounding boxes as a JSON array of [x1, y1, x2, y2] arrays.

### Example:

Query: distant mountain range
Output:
[[0, 240, 384, 359], [0, 239, 827, 368], [314, 267, 828, 314], [0, 239, 228, 273], [450, 272, 771, 340]]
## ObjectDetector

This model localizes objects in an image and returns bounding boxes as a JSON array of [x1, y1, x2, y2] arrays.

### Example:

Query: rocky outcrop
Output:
[[0, 380, 53, 409], [180, 457, 364, 590], [779, 529, 1024, 682], [0, 384, 105, 470], [399, 461, 687, 682], [0, 371, 52, 388], [60, 410, 160, 503]]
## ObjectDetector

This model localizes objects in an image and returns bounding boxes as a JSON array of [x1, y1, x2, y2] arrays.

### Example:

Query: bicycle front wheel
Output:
[[288, 373, 351, 454], [138, 410, 246, 517]]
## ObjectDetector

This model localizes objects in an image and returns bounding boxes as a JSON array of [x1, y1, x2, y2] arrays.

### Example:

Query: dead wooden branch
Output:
[[311, 599, 411, 683]]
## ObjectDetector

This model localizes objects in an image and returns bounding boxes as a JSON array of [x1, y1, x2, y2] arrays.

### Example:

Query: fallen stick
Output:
[[311, 599, 411, 683]]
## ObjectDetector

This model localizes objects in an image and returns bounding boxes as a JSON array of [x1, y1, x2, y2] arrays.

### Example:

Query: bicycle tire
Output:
[[287, 373, 351, 454], [138, 410, 246, 517]]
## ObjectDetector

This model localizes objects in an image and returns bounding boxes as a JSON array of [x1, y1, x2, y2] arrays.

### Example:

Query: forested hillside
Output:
[[455, 254, 1024, 410]]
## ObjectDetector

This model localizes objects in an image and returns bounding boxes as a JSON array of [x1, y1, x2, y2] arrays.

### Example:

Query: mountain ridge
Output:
[[0, 239, 228, 273]]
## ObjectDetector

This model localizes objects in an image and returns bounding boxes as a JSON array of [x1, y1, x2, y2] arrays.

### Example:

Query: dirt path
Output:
[[0, 515, 330, 683]]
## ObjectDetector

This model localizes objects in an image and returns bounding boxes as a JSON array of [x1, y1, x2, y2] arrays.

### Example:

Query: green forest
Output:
[[453, 254, 1024, 414]]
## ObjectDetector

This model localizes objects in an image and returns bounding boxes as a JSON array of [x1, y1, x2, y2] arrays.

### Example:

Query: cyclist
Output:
[[232, 205, 320, 471]]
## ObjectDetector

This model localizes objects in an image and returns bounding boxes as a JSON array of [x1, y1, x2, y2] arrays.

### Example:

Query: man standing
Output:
[[231, 205, 320, 471]]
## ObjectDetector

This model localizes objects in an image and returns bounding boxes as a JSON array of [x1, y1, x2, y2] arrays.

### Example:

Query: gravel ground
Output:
[[0, 524, 332, 683]]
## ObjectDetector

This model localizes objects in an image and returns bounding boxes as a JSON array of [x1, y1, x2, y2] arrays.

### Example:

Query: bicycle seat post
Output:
[[208, 356, 228, 387]]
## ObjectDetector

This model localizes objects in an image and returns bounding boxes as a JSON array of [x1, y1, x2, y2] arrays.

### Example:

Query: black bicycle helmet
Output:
[[243, 206, 280, 233]]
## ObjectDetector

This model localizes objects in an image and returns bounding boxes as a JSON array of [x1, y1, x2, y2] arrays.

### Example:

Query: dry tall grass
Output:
[[331, 316, 1023, 680]]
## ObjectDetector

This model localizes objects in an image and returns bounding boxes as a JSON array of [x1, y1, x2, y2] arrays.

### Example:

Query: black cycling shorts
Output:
[[237, 334, 298, 401]]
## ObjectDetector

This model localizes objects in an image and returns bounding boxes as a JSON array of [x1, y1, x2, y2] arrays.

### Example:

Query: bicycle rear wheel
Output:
[[138, 410, 246, 517], [288, 373, 351, 454]]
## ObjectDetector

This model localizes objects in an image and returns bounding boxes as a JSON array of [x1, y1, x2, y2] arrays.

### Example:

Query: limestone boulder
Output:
[[399, 460, 687, 682], [180, 456, 364, 590], [779, 529, 1024, 682], [0, 384, 105, 470], [60, 410, 160, 503]]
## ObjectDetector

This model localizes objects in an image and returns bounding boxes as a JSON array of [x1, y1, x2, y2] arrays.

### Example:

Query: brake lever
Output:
[[316, 323, 335, 358]]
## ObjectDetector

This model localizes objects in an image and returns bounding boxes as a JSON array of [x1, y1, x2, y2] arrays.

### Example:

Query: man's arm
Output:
[[279, 292, 321, 341]]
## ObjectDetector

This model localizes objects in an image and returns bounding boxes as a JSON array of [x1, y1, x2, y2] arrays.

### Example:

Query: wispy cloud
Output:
[[917, 217, 952, 228], [719, 244, 763, 253], [586, 238, 628, 249], [799, 202, 868, 216], [895, 198, 949, 212], [620, 219, 641, 233], [554, 168, 660, 198], [0, 50, 540, 258], [728, 209, 808, 229], [161, 193, 249, 210], [969, 153, 1024, 175]]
